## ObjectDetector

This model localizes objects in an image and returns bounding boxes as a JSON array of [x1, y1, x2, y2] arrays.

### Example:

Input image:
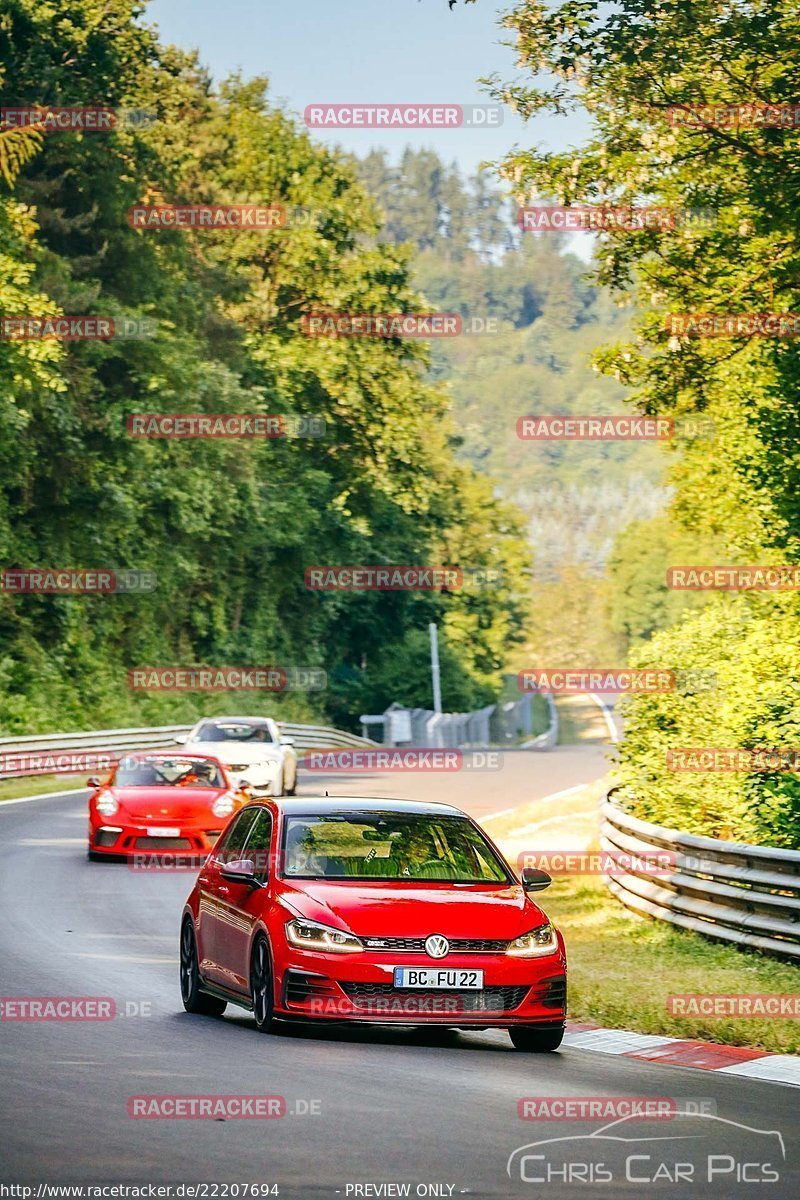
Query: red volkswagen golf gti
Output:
[[180, 797, 567, 1051]]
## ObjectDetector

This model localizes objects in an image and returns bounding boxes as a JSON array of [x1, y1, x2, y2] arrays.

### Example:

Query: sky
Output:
[[143, 0, 590, 181]]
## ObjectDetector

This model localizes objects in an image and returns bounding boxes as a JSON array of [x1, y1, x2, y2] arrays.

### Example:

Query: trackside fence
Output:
[[361, 694, 556, 749], [0, 722, 376, 781], [601, 788, 800, 961]]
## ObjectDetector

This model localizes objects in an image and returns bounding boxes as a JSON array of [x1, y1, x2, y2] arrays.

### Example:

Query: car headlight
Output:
[[285, 918, 363, 954], [506, 923, 558, 957], [230, 762, 275, 778], [95, 794, 119, 817], [212, 794, 236, 818]]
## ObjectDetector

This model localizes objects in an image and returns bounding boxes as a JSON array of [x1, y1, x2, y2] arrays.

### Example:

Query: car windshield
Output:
[[281, 813, 509, 883], [113, 757, 226, 789], [189, 721, 275, 744]]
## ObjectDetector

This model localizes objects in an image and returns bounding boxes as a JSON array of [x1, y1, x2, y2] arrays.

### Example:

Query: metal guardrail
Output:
[[0, 721, 376, 780], [523, 693, 558, 750], [601, 789, 800, 961], [361, 695, 541, 749]]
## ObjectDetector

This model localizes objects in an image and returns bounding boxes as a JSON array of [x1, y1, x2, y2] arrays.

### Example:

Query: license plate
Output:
[[147, 826, 180, 837], [393, 968, 484, 990]]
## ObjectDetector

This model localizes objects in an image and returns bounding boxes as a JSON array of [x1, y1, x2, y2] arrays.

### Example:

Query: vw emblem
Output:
[[425, 934, 450, 959]]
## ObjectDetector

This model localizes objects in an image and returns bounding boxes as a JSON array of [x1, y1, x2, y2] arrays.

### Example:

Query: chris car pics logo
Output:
[[507, 1113, 784, 1185]]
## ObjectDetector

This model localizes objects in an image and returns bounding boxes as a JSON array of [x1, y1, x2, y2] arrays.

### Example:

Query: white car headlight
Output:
[[506, 923, 558, 957], [95, 794, 119, 817], [229, 762, 276, 779], [212, 794, 236, 818], [285, 918, 363, 954]]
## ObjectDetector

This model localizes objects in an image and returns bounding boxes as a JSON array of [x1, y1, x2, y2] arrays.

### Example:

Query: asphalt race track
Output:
[[1, 751, 797, 1198]]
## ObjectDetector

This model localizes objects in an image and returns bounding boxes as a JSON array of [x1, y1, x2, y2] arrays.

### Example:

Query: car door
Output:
[[197, 806, 260, 986], [214, 807, 275, 994]]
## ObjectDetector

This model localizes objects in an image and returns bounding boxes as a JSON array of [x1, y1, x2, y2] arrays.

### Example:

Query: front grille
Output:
[[340, 982, 528, 1012], [361, 936, 509, 954], [133, 836, 192, 850]]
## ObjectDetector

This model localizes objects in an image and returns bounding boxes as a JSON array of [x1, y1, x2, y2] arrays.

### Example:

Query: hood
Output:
[[104, 786, 227, 821], [186, 741, 281, 766], [279, 881, 547, 940]]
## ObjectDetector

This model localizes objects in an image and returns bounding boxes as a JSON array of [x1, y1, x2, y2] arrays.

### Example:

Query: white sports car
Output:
[[177, 716, 298, 797]]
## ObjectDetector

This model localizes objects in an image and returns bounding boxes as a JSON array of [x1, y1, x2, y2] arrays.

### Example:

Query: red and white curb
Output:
[[564, 1021, 800, 1087]]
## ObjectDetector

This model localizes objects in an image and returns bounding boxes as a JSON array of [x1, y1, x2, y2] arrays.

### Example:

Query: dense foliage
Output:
[[359, 148, 667, 666], [495, 0, 800, 844], [0, 0, 531, 733]]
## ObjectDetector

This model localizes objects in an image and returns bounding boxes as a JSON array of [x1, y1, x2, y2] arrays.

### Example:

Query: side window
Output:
[[242, 809, 274, 884], [214, 807, 259, 862]]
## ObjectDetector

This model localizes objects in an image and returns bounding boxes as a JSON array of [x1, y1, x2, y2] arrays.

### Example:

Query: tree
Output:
[[489, 0, 800, 845]]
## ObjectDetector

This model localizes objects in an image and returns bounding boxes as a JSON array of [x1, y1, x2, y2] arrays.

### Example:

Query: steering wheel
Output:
[[414, 858, 458, 878]]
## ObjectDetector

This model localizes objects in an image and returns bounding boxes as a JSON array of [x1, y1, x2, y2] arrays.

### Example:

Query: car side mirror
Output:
[[280, 737, 295, 748], [521, 867, 552, 892], [86, 776, 101, 788], [220, 858, 260, 887], [173, 736, 186, 745]]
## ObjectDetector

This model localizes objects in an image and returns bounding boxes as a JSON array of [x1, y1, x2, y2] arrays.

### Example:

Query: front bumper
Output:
[[273, 947, 567, 1027], [227, 764, 282, 795], [88, 820, 222, 860]]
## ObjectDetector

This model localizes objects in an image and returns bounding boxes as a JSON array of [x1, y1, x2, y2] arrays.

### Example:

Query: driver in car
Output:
[[171, 760, 222, 788], [394, 827, 455, 879]]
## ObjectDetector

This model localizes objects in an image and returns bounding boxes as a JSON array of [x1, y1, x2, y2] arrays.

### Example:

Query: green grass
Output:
[[0, 773, 87, 802], [491, 779, 800, 1056], [544, 874, 800, 1055]]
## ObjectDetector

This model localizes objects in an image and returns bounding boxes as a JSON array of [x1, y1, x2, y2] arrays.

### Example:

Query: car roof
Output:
[[194, 716, 274, 726], [270, 796, 467, 818], [125, 751, 225, 763]]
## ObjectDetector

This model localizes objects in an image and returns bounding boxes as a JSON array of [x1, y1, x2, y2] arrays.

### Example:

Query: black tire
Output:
[[251, 935, 277, 1033], [509, 1025, 564, 1052], [180, 920, 227, 1016]]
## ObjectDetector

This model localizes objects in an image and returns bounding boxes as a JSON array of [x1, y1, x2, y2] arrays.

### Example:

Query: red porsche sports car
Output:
[[180, 796, 567, 1051], [87, 752, 251, 860]]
